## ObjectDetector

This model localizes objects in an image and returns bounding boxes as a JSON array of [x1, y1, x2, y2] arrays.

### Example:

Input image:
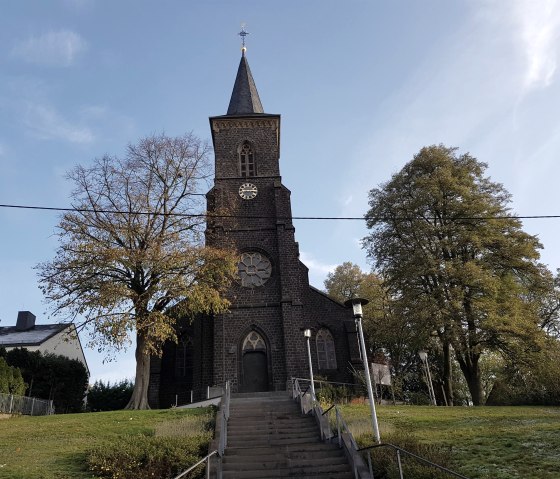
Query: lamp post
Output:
[[418, 350, 437, 406], [303, 328, 316, 401], [344, 297, 381, 444]]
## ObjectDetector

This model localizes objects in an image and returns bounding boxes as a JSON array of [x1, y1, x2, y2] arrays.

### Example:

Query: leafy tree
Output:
[[324, 262, 367, 301], [37, 133, 237, 409], [5, 348, 88, 412], [536, 268, 560, 338], [87, 379, 134, 411], [363, 145, 547, 405], [486, 337, 560, 406], [324, 263, 428, 400], [0, 357, 26, 396]]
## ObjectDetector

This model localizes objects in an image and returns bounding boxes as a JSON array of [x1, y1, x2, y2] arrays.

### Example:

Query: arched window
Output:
[[242, 331, 266, 351], [316, 328, 337, 370], [239, 142, 256, 177]]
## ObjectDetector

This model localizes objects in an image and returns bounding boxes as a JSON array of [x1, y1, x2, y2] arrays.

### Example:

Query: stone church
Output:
[[149, 51, 360, 408]]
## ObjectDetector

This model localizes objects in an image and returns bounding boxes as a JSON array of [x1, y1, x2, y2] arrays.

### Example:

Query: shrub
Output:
[[0, 357, 26, 396], [86, 434, 209, 479], [357, 431, 453, 479], [5, 348, 88, 412], [87, 379, 134, 411]]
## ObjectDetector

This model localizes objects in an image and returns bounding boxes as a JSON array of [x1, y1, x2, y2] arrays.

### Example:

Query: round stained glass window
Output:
[[238, 252, 272, 287]]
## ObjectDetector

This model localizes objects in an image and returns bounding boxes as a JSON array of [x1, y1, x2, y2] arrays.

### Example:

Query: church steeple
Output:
[[226, 51, 264, 115]]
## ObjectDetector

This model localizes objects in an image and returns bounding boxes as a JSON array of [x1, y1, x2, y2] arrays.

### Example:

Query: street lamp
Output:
[[303, 328, 316, 401], [344, 296, 381, 444], [418, 350, 437, 406]]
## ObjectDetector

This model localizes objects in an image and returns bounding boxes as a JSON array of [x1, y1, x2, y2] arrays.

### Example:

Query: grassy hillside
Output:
[[339, 404, 560, 479], [0, 408, 212, 479], [1, 405, 558, 478]]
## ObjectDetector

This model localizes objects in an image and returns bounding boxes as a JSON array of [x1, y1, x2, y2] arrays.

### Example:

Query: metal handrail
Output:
[[218, 381, 231, 456], [293, 376, 470, 479], [358, 443, 471, 479], [173, 380, 231, 479], [173, 449, 218, 479], [292, 377, 360, 388], [292, 377, 371, 478]]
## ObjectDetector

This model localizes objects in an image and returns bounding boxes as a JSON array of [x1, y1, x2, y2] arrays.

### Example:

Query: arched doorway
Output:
[[241, 331, 269, 392]]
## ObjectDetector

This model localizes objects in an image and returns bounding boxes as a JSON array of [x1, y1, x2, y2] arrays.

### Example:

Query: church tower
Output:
[[206, 49, 309, 391], [149, 48, 359, 406]]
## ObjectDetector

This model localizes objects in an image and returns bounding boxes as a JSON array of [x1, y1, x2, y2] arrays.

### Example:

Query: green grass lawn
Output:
[[338, 403, 560, 479], [1, 405, 559, 479], [0, 408, 212, 479]]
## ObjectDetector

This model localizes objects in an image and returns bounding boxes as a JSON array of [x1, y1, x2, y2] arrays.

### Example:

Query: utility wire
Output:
[[1, 203, 560, 222]]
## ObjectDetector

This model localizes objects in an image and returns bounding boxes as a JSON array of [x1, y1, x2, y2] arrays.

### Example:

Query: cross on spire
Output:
[[239, 24, 249, 53]]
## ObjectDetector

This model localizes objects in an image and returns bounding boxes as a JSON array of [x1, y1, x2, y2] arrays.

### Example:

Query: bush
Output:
[[5, 348, 88, 412], [0, 357, 26, 396], [316, 380, 354, 405], [357, 432, 453, 479], [86, 434, 209, 479], [87, 379, 134, 411]]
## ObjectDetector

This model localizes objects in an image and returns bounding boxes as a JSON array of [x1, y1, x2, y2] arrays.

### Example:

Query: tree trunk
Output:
[[456, 353, 484, 406], [466, 371, 484, 406], [442, 340, 454, 406], [125, 331, 151, 410]]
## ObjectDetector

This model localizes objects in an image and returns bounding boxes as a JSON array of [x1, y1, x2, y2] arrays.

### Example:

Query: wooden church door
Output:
[[241, 331, 269, 392]]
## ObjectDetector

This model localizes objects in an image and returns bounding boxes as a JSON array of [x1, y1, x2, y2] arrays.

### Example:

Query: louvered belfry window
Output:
[[239, 142, 255, 177], [316, 328, 337, 370]]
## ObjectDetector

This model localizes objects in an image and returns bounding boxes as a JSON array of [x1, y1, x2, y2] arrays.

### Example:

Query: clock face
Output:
[[239, 183, 258, 200]]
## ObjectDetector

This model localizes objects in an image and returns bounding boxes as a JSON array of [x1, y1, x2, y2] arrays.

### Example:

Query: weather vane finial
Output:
[[239, 23, 249, 54]]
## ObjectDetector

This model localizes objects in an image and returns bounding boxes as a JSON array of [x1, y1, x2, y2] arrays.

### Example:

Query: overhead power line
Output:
[[1, 203, 560, 222]]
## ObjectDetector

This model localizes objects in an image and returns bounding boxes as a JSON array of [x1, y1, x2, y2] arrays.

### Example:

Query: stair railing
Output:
[[292, 377, 471, 479], [291, 377, 371, 479], [357, 443, 471, 479], [173, 380, 231, 479], [173, 450, 218, 479], [218, 380, 231, 457]]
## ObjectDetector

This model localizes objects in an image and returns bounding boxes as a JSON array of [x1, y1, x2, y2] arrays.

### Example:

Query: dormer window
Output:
[[239, 142, 256, 177]]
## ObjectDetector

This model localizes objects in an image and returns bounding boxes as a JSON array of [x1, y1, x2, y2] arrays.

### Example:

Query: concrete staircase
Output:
[[221, 391, 354, 478]]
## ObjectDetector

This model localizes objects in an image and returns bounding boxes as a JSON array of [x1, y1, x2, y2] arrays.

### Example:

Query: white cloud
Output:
[[300, 251, 337, 288], [512, 0, 560, 90], [24, 103, 94, 143], [12, 30, 87, 67]]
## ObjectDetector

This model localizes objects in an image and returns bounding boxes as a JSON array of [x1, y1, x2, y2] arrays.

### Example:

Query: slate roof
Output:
[[0, 323, 69, 347], [226, 52, 264, 115]]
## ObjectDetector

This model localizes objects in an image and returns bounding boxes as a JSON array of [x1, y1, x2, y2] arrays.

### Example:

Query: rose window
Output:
[[238, 252, 272, 287]]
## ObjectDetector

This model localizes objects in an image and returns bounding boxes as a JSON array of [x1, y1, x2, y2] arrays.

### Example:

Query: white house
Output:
[[0, 311, 89, 376]]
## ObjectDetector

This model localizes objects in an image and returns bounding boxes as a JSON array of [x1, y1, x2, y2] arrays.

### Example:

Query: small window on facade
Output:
[[239, 142, 256, 177], [316, 328, 337, 370]]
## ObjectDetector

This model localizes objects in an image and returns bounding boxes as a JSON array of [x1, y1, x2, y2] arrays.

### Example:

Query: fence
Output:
[[0, 391, 54, 416]]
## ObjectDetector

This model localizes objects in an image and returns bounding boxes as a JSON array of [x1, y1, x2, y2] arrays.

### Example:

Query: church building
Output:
[[149, 49, 360, 408]]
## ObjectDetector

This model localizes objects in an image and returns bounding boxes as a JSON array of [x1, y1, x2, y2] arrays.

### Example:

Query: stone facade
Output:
[[148, 54, 359, 408]]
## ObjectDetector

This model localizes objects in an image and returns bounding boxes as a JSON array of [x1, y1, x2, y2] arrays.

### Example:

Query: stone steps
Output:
[[218, 391, 354, 478]]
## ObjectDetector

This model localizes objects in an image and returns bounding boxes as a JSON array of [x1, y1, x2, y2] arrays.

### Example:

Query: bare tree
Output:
[[37, 133, 237, 409]]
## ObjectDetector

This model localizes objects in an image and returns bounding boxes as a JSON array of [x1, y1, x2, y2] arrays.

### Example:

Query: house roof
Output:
[[0, 323, 69, 347], [226, 51, 264, 115]]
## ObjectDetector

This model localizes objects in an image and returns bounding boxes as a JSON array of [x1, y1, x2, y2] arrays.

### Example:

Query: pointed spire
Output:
[[226, 51, 264, 115]]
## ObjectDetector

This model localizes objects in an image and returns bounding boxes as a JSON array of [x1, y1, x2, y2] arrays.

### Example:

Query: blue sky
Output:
[[1, 0, 560, 384]]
